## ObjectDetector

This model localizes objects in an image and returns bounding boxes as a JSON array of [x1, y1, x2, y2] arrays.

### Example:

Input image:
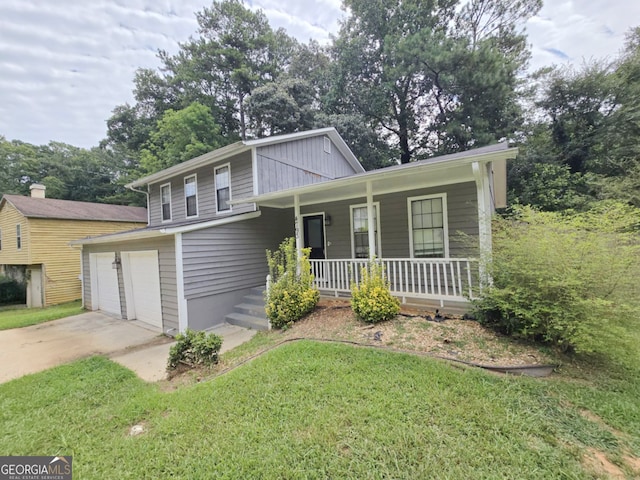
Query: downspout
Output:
[[126, 184, 150, 225], [79, 246, 85, 309]]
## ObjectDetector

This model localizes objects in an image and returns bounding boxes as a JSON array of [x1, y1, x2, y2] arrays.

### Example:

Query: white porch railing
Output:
[[309, 258, 478, 303]]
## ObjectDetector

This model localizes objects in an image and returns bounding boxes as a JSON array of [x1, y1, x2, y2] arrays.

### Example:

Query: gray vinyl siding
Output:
[[181, 208, 293, 299], [187, 289, 251, 331], [300, 182, 479, 259], [257, 136, 358, 195], [81, 236, 178, 333], [148, 151, 255, 227]]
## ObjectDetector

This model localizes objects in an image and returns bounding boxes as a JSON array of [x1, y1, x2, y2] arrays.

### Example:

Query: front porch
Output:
[[236, 143, 517, 309], [309, 257, 478, 306]]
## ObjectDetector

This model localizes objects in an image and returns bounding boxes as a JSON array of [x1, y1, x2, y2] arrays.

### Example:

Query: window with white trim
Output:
[[408, 194, 448, 258], [160, 183, 172, 221], [16, 224, 21, 250], [215, 164, 231, 212], [350, 203, 381, 258], [184, 175, 198, 218]]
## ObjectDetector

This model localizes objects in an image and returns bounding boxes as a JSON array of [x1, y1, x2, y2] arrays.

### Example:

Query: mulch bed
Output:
[[280, 299, 554, 367]]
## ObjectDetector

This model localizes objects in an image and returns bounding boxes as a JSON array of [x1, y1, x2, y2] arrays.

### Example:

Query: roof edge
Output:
[[232, 145, 518, 206], [127, 127, 366, 188]]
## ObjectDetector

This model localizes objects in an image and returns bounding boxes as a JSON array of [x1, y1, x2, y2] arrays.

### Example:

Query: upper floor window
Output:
[[184, 175, 198, 218], [0, 228, 2, 251], [215, 164, 231, 212], [16, 224, 21, 250], [160, 183, 172, 222], [350, 203, 381, 258], [408, 194, 448, 258]]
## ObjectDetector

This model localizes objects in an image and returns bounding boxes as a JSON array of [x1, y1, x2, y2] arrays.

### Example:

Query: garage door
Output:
[[90, 253, 121, 316], [122, 251, 163, 330]]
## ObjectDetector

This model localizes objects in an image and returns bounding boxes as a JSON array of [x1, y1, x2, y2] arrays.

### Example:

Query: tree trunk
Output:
[[239, 92, 246, 140], [398, 113, 411, 164]]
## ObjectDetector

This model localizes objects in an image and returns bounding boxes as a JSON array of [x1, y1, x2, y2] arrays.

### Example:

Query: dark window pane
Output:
[[217, 187, 230, 211], [186, 195, 197, 217], [162, 203, 171, 221]]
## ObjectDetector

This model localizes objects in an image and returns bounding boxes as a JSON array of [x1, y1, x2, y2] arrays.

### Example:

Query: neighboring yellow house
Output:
[[0, 184, 147, 307]]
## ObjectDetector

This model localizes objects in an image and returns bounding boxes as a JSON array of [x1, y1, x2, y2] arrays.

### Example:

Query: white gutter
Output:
[[126, 142, 249, 188], [69, 211, 262, 246], [159, 211, 261, 234], [126, 127, 365, 189], [127, 184, 151, 225]]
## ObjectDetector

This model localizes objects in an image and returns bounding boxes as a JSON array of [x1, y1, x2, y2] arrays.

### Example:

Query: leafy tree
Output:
[[331, 0, 539, 163], [245, 78, 317, 136], [0, 137, 39, 195], [168, 0, 297, 139], [535, 62, 616, 175], [140, 102, 224, 174], [0, 137, 132, 204], [511, 33, 640, 210]]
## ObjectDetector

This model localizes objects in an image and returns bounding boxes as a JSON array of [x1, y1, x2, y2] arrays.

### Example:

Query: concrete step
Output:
[[234, 303, 266, 318], [249, 286, 266, 297], [225, 312, 269, 331], [243, 294, 265, 306]]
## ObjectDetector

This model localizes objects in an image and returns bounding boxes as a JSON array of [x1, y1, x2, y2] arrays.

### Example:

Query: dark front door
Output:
[[303, 215, 326, 259]]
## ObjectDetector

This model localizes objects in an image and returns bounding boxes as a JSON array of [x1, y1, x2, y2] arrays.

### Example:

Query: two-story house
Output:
[[73, 127, 517, 335], [0, 185, 147, 307]]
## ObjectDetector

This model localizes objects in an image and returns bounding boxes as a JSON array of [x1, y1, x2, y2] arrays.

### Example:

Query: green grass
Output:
[[0, 300, 84, 330], [1, 341, 638, 478]]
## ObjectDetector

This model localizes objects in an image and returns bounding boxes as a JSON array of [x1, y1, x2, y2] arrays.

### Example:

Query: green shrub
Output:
[[0, 276, 26, 305], [167, 328, 223, 370], [472, 202, 640, 362], [351, 260, 400, 323], [265, 237, 319, 329]]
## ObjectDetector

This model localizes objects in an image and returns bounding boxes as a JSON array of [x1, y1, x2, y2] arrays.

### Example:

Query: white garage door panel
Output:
[[123, 251, 163, 329], [91, 253, 121, 316]]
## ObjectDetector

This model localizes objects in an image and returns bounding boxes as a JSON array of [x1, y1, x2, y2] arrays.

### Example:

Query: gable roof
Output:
[[0, 195, 148, 222], [126, 127, 364, 189]]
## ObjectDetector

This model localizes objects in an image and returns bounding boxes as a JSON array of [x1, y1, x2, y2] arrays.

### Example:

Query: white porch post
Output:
[[472, 161, 493, 289], [366, 181, 376, 259], [175, 232, 188, 334], [294, 193, 302, 261]]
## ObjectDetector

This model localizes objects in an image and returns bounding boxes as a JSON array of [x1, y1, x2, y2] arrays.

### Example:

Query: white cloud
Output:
[[0, 0, 637, 148], [526, 0, 640, 70]]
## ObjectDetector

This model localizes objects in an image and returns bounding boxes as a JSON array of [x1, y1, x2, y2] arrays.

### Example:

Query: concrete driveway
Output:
[[0, 312, 169, 384], [0, 312, 258, 384]]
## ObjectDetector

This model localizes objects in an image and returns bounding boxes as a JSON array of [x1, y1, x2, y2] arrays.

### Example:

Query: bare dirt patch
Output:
[[623, 454, 640, 475], [583, 448, 626, 479], [280, 299, 553, 367]]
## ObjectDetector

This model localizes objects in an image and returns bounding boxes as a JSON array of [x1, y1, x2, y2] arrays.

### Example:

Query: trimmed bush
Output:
[[167, 329, 223, 370], [472, 202, 640, 362], [265, 237, 319, 329], [351, 260, 400, 323]]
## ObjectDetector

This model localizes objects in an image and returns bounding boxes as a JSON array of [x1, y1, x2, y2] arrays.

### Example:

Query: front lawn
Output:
[[0, 300, 83, 330], [1, 341, 638, 478]]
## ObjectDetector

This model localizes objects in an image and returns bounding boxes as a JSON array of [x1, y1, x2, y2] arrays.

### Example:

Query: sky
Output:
[[0, 0, 638, 149]]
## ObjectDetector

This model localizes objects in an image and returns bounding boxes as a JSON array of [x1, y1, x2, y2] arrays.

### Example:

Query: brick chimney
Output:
[[30, 184, 46, 198]]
